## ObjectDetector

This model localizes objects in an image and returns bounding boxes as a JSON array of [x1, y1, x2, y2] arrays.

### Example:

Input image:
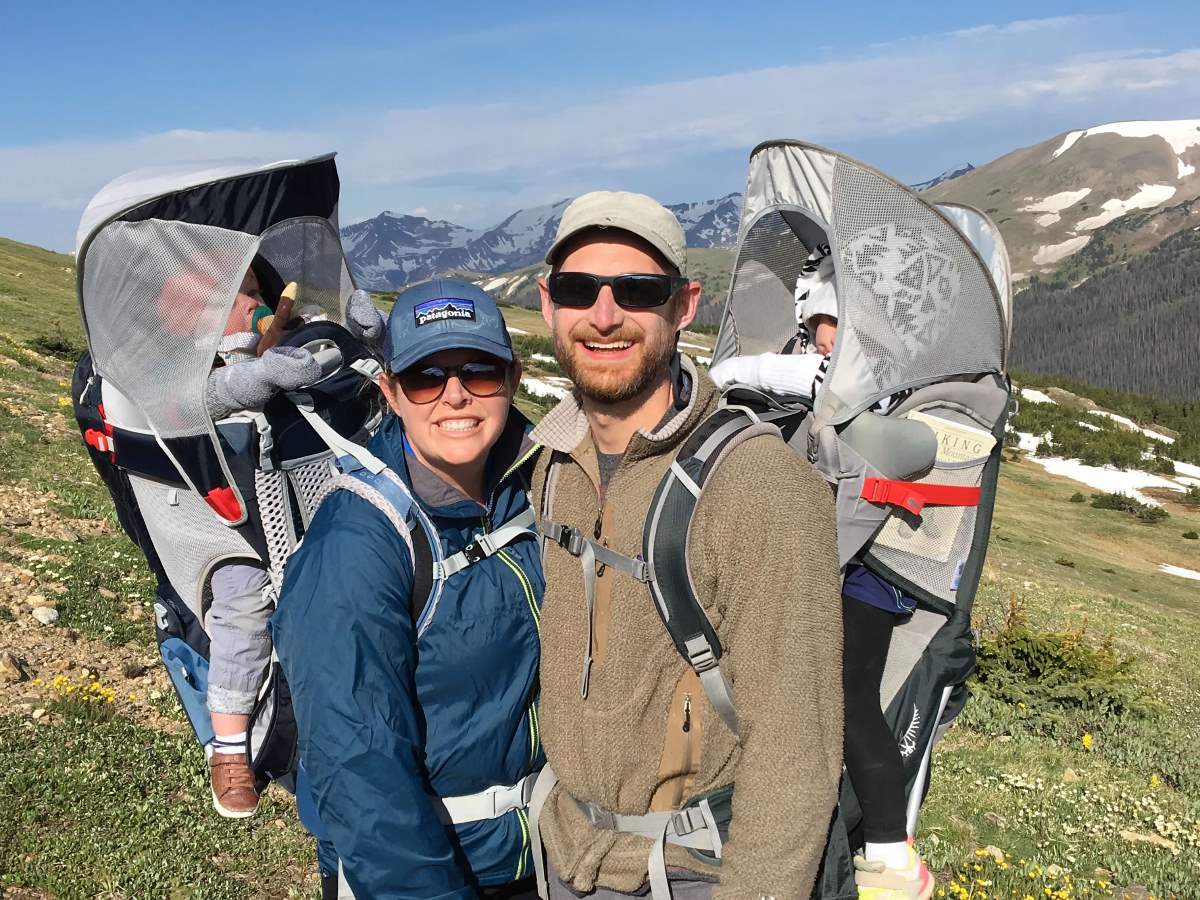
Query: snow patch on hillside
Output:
[[1159, 564, 1200, 581], [1051, 120, 1200, 178], [521, 376, 568, 400], [1020, 388, 1054, 405], [1093, 410, 1176, 445], [1021, 189, 1092, 227], [1033, 235, 1091, 265], [1077, 184, 1177, 231], [1023, 454, 1184, 506], [1052, 130, 1086, 158]]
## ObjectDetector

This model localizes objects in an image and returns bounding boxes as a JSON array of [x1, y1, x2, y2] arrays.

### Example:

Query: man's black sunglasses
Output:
[[547, 272, 689, 310]]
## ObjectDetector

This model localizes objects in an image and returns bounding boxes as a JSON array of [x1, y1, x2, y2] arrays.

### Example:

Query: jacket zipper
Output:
[[676, 692, 694, 807]]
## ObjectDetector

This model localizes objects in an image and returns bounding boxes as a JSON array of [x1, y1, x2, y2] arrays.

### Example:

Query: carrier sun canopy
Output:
[[713, 141, 1009, 426], [75, 154, 354, 525]]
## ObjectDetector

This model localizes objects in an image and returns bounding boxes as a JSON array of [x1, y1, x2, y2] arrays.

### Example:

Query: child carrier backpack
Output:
[[73, 155, 545, 802], [534, 142, 1012, 900], [72, 155, 391, 789]]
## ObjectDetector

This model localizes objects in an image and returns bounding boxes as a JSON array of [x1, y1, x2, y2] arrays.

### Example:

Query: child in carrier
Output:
[[201, 257, 384, 819], [711, 246, 934, 900]]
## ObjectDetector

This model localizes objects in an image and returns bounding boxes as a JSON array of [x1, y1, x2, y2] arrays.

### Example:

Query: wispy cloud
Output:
[[3, 16, 1199, 248]]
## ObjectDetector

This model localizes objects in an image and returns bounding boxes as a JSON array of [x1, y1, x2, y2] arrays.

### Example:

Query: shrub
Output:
[[1010, 397, 1164, 469], [972, 596, 1161, 730], [1055, 556, 1076, 567], [1069, 492, 1086, 503], [1181, 485, 1200, 508], [1183, 531, 1198, 540], [1090, 491, 1168, 522], [1090, 491, 1142, 513], [1136, 504, 1169, 523], [510, 334, 557, 359], [29, 319, 85, 361]]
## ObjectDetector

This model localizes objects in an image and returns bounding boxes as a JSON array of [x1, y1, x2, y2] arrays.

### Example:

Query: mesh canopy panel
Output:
[[820, 158, 1004, 424], [717, 210, 811, 362], [257, 217, 352, 322], [935, 203, 1012, 354], [82, 220, 258, 438]]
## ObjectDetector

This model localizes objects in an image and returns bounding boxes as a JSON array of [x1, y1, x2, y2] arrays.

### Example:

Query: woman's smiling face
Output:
[[378, 348, 518, 496]]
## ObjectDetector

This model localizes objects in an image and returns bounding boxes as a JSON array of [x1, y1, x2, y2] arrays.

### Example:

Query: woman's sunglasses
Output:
[[547, 272, 688, 310], [397, 358, 510, 405]]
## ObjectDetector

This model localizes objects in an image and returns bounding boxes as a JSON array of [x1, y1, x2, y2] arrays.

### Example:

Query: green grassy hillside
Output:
[[1, 236, 1197, 897]]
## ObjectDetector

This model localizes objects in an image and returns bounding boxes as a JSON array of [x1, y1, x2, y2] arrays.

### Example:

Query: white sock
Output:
[[864, 841, 911, 869], [212, 730, 247, 755]]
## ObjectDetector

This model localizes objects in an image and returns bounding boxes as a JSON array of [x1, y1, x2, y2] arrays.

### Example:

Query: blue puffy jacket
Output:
[[271, 411, 544, 898]]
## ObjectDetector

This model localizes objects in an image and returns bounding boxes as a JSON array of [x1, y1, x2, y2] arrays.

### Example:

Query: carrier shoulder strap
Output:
[[327, 465, 538, 630], [540, 406, 801, 736], [325, 466, 443, 626], [642, 406, 793, 735]]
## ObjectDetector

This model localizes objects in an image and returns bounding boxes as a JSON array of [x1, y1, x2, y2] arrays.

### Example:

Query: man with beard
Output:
[[527, 191, 843, 900]]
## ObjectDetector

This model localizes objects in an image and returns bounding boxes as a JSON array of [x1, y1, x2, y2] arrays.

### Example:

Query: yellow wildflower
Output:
[[57, 397, 71, 407], [1081, 733, 1093, 750], [1149, 774, 1160, 789]]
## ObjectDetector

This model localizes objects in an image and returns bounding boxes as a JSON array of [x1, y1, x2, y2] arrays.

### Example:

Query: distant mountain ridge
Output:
[[911, 163, 975, 192], [343, 193, 742, 291], [926, 119, 1200, 281]]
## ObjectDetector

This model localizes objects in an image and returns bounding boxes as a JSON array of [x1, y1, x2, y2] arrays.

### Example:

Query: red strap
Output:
[[860, 478, 981, 516], [204, 487, 243, 522], [83, 428, 114, 455]]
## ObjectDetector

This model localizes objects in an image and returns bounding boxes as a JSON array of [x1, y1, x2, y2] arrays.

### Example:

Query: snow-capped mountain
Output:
[[925, 119, 1200, 280], [343, 194, 742, 291], [911, 163, 975, 192]]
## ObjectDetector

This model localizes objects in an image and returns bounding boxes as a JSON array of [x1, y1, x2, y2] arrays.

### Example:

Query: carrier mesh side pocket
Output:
[[128, 475, 257, 621], [865, 457, 985, 609]]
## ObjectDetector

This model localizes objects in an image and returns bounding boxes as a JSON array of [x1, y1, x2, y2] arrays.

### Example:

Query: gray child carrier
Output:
[[74, 155, 543, 814], [74, 154, 382, 785], [532, 141, 1012, 900]]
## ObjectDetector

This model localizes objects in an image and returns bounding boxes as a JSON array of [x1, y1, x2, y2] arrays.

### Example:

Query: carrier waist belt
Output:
[[860, 477, 981, 516], [85, 424, 185, 486], [437, 771, 539, 824], [574, 796, 724, 900]]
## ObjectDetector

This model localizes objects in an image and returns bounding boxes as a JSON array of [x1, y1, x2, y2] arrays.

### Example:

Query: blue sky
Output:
[[3, 1, 1200, 250]]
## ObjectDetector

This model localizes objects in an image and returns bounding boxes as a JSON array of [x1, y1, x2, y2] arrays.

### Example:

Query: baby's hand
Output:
[[206, 346, 323, 418]]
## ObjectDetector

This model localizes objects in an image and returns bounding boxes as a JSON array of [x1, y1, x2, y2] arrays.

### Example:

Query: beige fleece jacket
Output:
[[530, 356, 843, 900]]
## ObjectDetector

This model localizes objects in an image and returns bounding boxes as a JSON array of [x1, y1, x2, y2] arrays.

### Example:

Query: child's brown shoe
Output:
[[209, 752, 260, 819]]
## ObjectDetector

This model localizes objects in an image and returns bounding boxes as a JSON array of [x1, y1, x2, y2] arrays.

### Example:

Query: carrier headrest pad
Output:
[[838, 412, 937, 481]]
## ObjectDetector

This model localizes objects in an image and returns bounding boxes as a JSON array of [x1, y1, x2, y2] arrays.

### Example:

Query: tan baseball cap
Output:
[[545, 190, 688, 276]]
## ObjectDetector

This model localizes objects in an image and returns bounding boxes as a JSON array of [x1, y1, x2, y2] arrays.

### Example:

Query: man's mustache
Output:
[[567, 324, 644, 344]]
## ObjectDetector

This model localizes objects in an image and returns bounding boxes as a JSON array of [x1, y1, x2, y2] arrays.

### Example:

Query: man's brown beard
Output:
[[554, 321, 676, 405]]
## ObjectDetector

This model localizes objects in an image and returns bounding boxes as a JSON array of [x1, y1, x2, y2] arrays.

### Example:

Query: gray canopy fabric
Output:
[[75, 154, 352, 521], [715, 141, 1008, 427]]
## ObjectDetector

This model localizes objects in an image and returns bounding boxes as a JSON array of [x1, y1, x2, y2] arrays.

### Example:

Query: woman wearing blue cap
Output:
[[272, 278, 544, 899]]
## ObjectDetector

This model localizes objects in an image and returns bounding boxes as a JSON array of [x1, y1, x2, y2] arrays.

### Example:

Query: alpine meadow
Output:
[[2, 18, 1200, 894]]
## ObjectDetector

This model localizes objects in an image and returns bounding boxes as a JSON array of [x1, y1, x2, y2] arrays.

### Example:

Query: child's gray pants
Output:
[[206, 562, 273, 716]]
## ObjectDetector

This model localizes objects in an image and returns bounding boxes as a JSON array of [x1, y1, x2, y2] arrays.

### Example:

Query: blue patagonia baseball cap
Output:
[[385, 277, 514, 374]]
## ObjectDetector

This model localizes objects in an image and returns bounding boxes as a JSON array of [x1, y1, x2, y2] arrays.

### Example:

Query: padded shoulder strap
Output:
[[325, 468, 444, 629], [643, 407, 792, 735]]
